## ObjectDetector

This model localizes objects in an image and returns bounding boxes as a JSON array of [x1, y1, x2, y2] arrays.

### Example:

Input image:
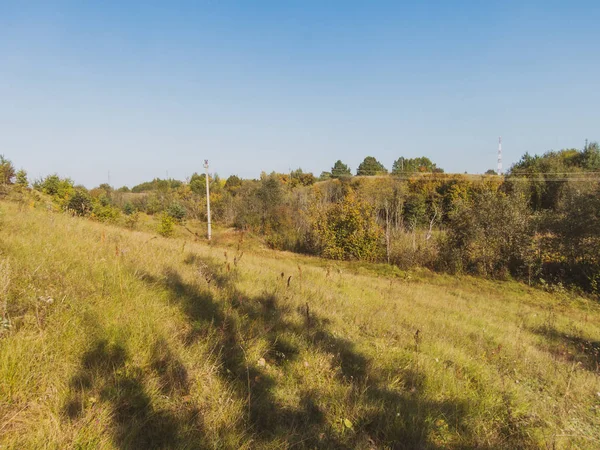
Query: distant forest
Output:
[[3, 143, 600, 295]]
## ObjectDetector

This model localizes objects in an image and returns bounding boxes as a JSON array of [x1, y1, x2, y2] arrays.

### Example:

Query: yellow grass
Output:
[[1, 200, 599, 449]]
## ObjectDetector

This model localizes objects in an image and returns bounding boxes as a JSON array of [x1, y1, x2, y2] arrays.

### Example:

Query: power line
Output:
[[507, 171, 600, 175], [504, 177, 600, 182]]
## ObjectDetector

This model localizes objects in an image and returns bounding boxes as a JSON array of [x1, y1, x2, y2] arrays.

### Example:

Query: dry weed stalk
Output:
[[197, 261, 215, 285]]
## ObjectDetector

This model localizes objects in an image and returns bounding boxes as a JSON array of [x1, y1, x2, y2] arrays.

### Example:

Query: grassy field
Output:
[[1, 200, 599, 449]]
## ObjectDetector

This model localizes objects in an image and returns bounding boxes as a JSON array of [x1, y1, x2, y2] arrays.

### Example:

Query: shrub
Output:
[[166, 202, 187, 222], [67, 189, 93, 216], [123, 202, 136, 215], [124, 211, 141, 229], [310, 190, 383, 261], [131, 196, 149, 213], [35, 174, 74, 199], [146, 195, 163, 215], [92, 203, 120, 223], [539, 183, 600, 293], [158, 213, 175, 237], [389, 229, 439, 270], [440, 191, 535, 278]]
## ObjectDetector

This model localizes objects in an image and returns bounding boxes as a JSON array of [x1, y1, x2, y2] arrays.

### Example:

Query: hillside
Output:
[[1, 201, 599, 449]]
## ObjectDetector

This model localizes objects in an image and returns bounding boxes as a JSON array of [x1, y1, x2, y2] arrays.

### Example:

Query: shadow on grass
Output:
[[150, 337, 190, 395], [63, 336, 205, 449], [136, 259, 520, 449], [183, 252, 237, 290], [532, 325, 600, 372], [141, 268, 333, 444]]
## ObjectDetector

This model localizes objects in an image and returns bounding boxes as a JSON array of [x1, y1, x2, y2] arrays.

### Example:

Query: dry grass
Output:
[[0, 200, 599, 449]]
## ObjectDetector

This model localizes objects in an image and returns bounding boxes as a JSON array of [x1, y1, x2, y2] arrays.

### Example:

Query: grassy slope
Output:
[[1, 201, 599, 449]]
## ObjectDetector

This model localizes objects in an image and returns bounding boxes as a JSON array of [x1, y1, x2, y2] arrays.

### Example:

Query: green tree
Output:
[[0, 156, 15, 184], [257, 173, 284, 232], [224, 175, 243, 195], [97, 183, 113, 193], [132, 178, 181, 193], [189, 173, 207, 195], [392, 156, 442, 174], [331, 160, 352, 178], [16, 169, 29, 188], [356, 156, 387, 176], [35, 174, 75, 199], [403, 193, 428, 228], [507, 145, 598, 211], [580, 141, 600, 170], [485, 169, 497, 175], [290, 168, 316, 187]]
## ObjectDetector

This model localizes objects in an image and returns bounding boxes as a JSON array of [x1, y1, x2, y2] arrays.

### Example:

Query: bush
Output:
[[539, 183, 600, 293], [35, 174, 74, 199], [124, 211, 141, 229], [123, 202, 136, 215], [389, 229, 439, 270], [67, 189, 93, 216], [158, 213, 175, 237], [92, 203, 120, 223], [310, 190, 383, 261], [440, 191, 535, 278], [166, 202, 187, 222], [146, 195, 164, 215]]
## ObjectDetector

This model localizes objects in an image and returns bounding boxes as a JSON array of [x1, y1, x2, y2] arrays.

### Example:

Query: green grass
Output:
[[1, 200, 599, 449]]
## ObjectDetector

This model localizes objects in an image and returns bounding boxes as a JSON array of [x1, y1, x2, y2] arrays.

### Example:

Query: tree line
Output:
[[2, 143, 599, 296]]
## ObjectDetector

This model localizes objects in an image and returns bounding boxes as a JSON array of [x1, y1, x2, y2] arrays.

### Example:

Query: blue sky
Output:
[[1, 1, 599, 187]]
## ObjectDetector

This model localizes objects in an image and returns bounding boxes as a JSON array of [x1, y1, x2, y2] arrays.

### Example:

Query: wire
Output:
[[507, 171, 600, 175]]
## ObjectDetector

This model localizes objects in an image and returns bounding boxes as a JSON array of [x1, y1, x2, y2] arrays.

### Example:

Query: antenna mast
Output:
[[497, 137, 502, 176]]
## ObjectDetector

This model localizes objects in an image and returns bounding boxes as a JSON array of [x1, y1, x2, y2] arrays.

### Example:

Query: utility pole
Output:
[[204, 160, 212, 240]]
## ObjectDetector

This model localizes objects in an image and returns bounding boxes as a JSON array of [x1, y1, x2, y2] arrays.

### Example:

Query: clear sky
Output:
[[1, 1, 599, 187]]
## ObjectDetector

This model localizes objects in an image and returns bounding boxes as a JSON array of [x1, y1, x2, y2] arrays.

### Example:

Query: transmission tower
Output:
[[497, 137, 502, 176]]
